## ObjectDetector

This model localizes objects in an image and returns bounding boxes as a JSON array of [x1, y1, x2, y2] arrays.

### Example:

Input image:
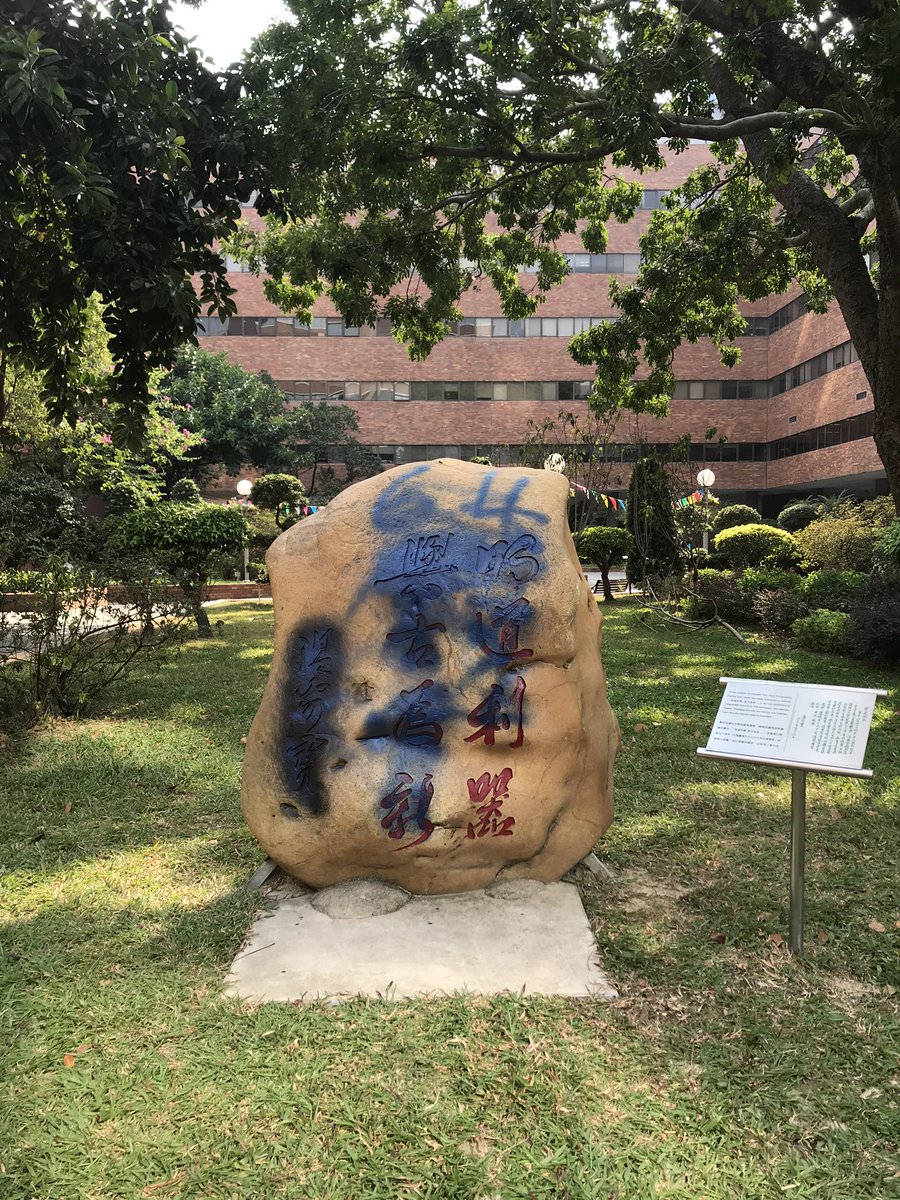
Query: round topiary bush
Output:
[[170, 477, 202, 504], [713, 523, 798, 569], [777, 501, 819, 533], [711, 503, 762, 537]]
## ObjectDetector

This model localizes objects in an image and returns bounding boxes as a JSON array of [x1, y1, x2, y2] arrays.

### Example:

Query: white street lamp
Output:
[[236, 479, 253, 580], [697, 469, 716, 551]]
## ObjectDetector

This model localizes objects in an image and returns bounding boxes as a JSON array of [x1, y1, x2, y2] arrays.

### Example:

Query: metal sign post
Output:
[[789, 768, 806, 956], [698, 677, 885, 957]]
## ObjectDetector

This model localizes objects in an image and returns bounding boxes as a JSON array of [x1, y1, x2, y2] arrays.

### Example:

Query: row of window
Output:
[[273, 337, 859, 404], [343, 412, 874, 468], [276, 380, 597, 404], [197, 301, 811, 342], [196, 315, 615, 339], [769, 340, 858, 397], [522, 252, 642, 275]]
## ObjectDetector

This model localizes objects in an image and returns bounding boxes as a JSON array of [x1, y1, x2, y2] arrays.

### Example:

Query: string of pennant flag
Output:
[[677, 488, 711, 508], [569, 482, 627, 511]]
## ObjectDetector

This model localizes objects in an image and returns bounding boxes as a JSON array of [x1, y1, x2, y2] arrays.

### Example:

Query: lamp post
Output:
[[696, 469, 716, 552], [236, 479, 253, 581]]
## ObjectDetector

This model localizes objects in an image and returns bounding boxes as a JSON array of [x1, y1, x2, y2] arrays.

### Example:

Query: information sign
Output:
[[697, 677, 886, 956], [698, 677, 881, 777]]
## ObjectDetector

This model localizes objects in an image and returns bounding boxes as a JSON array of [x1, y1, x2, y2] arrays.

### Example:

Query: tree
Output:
[[674, 496, 719, 584], [1, 0, 273, 435], [158, 349, 307, 481], [250, 474, 308, 530], [158, 349, 382, 496], [574, 526, 633, 601], [239, 1, 900, 510], [518, 408, 620, 533], [626, 458, 681, 582], [107, 503, 247, 632]]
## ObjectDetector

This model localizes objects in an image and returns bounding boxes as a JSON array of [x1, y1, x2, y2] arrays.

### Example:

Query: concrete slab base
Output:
[[225, 880, 616, 1003]]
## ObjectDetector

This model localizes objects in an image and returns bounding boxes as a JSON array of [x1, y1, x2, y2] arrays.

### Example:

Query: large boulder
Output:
[[241, 460, 619, 893]]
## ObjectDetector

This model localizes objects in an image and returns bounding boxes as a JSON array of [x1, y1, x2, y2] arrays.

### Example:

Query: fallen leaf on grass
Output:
[[868, 920, 886, 933], [817, 931, 828, 944], [769, 933, 785, 947], [634, 723, 647, 733], [141, 1173, 188, 1196], [62, 1054, 76, 1068], [62, 801, 72, 815], [707, 931, 726, 944], [829, 807, 840, 820], [860, 1088, 882, 1101]]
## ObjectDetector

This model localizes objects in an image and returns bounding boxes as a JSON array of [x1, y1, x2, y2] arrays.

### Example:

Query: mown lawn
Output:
[[1, 599, 898, 1200]]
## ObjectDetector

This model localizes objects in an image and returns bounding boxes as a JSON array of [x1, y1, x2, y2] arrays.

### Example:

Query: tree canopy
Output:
[[238, 0, 900, 507], [1, 0, 273, 435]]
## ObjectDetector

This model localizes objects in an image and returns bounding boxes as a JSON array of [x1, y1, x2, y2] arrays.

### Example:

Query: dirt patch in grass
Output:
[[617, 867, 691, 917]]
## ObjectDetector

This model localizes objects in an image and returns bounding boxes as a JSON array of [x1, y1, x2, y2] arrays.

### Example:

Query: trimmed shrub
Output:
[[792, 609, 852, 654], [170, 477, 202, 504], [794, 515, 880, 572], [714, 523, 797, 569], [752, 588, 809, 633], [799, 569, 867, 613], [683, 568, 753, 622], [738, 567, 800, 596], [777, 502, 819, 533], [574, 526, 633, 601], [711, 504, 762, 536], [250, 473, 308, 530]]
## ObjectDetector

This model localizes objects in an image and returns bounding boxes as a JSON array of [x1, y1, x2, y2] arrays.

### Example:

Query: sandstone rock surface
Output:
[[241, 459, 619, 894]]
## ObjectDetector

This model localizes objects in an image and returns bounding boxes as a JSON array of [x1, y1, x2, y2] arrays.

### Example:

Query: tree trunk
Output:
[[182, 583, 211, 634], [873, 381, 900, 516], [600, 560, 615, 602]]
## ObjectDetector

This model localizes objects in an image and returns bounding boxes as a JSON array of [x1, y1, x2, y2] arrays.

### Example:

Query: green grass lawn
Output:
[[1, 599, 898, 1200]]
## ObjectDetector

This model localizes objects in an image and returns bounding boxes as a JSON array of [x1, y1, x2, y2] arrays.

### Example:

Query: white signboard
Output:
[[698, 677, 883, 777]]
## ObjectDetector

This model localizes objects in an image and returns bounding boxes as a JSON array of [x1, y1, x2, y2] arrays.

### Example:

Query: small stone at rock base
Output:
[[311, 878, 410, 919]]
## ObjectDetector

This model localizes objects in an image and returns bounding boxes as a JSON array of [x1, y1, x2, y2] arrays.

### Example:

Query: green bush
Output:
[[0, 473, 82, 569], [250, 473, 308, 530], [683, 568, 753, 622], [714, 523, 797, 569], [244, 507, 281, 559], [170, 477, 202, 504], [794, 515, 880, 572], [777, 501, 819, 533], [876, 520, 900, 574], [752, 587, 808, 633], [248, 561, 269, 582], [799, 569, 868, 613], [711, 504, 762, 536], [737, 567, 800, 596], [792, 609, 852, 654], [108, 502, 247, 633]]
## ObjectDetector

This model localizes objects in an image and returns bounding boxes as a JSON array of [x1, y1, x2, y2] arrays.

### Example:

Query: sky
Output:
[[169, 0, 292, 69]]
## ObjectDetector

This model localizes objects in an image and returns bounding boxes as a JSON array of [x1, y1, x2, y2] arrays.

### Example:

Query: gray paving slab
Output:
[[225, 880, 616, 1003]]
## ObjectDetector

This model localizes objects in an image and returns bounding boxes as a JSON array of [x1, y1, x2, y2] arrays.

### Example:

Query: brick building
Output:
[[200, 143, 886, 512]]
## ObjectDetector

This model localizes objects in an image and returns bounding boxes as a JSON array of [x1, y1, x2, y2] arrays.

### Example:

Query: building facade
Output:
[[201, 144, 886, 511]]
